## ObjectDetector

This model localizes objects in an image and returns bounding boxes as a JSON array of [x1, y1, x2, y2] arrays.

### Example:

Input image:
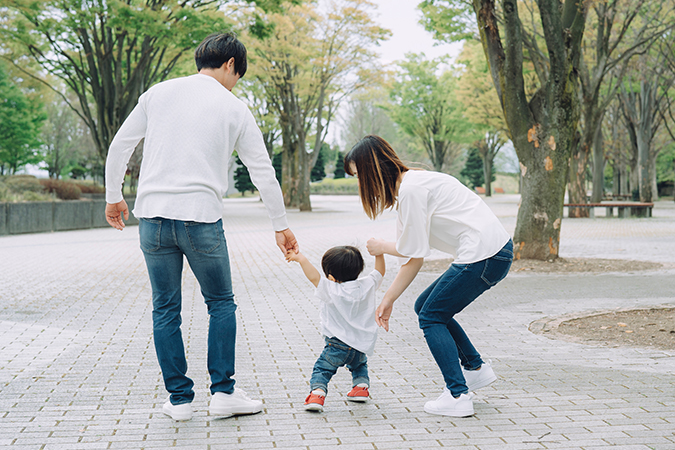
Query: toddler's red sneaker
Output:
[[304, 393, 325, 412], [346, 386, 369, 402]]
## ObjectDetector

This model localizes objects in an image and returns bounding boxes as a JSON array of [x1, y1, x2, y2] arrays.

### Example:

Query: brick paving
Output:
[[1, 194, 674, 450]]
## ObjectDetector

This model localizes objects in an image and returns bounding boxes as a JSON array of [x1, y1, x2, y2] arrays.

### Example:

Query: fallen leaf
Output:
[[617, 322, 628, 327]]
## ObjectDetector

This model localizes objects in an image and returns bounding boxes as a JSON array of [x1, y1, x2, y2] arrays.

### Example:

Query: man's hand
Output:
[[276, 228, 299, 255], [105, 200, 129, 230]]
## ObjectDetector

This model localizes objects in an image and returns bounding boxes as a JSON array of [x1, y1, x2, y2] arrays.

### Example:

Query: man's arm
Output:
[[286, 251, 321, 287], [104, 102, 147, 229]]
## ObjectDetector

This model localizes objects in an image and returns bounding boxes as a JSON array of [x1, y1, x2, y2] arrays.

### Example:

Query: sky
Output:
[[367, 0, 463, 64]]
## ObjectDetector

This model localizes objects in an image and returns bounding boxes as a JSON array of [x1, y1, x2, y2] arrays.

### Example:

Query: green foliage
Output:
[[5, 175, 45, 193], [656, 143, 675, 183], [310, 177, 359, 195], [387, 53, 469, 172], [418, 0, 476, 43], [334, 152, 346, 179], [233, 155, 256, 195], [460, 147, 484, 189], [0, 63, 45, 174], [272, 152, 282, 184], [310, 143, 329, 182]]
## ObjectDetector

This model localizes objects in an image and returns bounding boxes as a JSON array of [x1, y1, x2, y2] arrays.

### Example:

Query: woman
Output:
[[345, 135, 513, 417]]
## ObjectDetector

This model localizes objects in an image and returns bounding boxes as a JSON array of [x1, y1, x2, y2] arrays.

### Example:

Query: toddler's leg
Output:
[[346, 351, 370, 402]]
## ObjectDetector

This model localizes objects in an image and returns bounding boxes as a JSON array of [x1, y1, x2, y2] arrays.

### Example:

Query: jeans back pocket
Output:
[[184, 221, 222, 254], [139, 218, 162, 252]]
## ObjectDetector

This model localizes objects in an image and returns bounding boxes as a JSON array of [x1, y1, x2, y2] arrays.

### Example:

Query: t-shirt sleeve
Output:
[[368, 270, 384, 290], [314, 277, 334, 304], [396, 186, 431, 259]]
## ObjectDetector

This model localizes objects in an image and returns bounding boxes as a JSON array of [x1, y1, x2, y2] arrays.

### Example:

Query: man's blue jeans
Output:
[[414, 240, 513, 397], [309, 337, 369, 394], [139, 217, 237, 405]]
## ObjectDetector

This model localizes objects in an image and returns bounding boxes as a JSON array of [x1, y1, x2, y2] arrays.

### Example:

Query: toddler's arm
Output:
[[374, 254, 385, 277], [286, 250, 321, 287]]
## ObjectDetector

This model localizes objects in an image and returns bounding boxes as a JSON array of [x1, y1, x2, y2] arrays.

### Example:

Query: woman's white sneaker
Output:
[[462, 361, 497, 391], [424, 389, 474, 417], [209, 388, 263, 418]]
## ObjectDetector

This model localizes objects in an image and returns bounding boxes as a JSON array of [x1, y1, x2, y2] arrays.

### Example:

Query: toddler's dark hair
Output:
[[321, 246, 364, 283]]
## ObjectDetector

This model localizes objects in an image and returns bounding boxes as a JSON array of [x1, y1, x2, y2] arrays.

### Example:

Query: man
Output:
[[104, 32, 298, 421]]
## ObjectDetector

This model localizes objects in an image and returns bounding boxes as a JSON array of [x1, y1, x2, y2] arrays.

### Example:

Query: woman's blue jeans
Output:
[[139, 217, 237, 405], [309, 337, 369, 394], [414, 240, 513, 397]]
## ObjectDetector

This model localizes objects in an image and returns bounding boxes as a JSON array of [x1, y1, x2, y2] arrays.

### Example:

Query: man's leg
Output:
[[139, 218, 194, 405], [178, 220, 237, 395]]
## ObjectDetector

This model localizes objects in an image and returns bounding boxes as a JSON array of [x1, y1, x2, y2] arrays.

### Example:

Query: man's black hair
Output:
[[195, 32, 247, 77], [321, 246, 364, 283]]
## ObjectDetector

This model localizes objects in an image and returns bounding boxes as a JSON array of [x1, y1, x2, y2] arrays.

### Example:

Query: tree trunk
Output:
[[568, 138, 590, 217], [483, 156, 492, 197], [590, 119, 605, 202], [472, 0, 587, 260]]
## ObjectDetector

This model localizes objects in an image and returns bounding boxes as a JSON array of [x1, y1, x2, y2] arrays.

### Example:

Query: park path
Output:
[[0, 194, 674, 449]]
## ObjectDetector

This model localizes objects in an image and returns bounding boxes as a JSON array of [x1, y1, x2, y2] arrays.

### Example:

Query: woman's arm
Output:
[[367, 238, 404, 257], [375, 257, 424, 331]]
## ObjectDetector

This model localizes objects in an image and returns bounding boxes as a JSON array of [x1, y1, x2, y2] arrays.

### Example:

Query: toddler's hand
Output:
[[285, 249, 299, 263]]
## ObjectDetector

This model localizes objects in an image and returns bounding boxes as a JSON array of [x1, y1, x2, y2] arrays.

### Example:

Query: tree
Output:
[[334, 152, 346, 178], [245, 0, 389, 211], [387, 53, 466, 172], [40, 92, 96, 179], [568, 0, 675, 216], [0, 0, 267, 163], [0, 62, 45, 174], [310, 143, 329, 182], [234, 155, 256, 195], [461, 146, 485, 189], [456, 40, 508, 196], [421, 0, 588, 261]]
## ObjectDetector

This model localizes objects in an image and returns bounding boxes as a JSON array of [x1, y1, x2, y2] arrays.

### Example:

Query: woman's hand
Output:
[[375, 297, 395, 331], [366, 238, 386, 256]]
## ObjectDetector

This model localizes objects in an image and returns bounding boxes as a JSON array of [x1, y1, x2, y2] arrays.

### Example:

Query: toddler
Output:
[[286, 245, 385, 412]]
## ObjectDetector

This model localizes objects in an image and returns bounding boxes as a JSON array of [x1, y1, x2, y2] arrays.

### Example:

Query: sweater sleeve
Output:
[[105, 101, 147, 204], [234, 108, 288, 231]]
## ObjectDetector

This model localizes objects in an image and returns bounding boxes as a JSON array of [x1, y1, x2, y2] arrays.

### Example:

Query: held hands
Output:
[[285, 249, 302, 263], [105, 200, 129, 230], [276, 228, 299, 255], [366, 238, 386, 256], [375, 298, 395, 332]]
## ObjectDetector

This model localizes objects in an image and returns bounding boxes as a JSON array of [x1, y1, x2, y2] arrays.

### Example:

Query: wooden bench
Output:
[[494, 187, 505, 194], [564, 202, 654, 218]]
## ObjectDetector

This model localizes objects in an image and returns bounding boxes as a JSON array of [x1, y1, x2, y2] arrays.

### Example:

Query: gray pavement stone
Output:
[[1, 194, 674, 449]]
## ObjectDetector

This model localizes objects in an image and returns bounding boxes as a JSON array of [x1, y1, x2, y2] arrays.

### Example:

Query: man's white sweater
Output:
[[105, 73, 288, 231]]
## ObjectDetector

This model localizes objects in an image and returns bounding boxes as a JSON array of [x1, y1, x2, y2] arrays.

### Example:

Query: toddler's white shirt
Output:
[[396, 170, 511, 264], [105, 74, 287, 230], [315, 270, 383, 356]]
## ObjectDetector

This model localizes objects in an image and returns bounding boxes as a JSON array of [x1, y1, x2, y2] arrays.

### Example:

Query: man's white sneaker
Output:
[[162, 398, 193, 421], [424, 390, 474, 417], [462, 361, 497, 392], [209, 388, 263, 418]]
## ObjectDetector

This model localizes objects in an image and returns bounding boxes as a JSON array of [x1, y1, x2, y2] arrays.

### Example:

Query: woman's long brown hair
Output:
[[344, 135, 409, 219]]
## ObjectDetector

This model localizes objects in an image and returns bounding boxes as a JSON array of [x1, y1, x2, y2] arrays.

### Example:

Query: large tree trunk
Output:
[[568, 138, 590, 217], [472, 0, 587, 260]]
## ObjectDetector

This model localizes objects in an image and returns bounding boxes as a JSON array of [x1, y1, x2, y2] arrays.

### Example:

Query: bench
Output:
[[564, 202, 654, 218], [494, 187, 505, 194]]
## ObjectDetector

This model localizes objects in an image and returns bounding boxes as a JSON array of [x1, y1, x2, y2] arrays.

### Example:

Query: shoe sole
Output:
[[209, 406, 263, 417], [304, 403, 324, 412], [466, 373, 497, 392], [424, 405, 474, 417], [346, 396, 368, 403]]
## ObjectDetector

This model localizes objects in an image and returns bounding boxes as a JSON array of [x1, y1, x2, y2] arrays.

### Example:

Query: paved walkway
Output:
[[1, 194, 674, 450]]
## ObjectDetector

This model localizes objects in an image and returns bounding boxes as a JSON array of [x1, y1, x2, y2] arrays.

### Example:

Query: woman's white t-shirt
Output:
[[315, 270, 384, 356], [396, 170, 511, 264]]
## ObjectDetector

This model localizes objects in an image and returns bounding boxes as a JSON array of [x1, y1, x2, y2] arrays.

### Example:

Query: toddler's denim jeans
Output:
[[414, 239, 513, 397], [309, 337, 369, 393], [139, 217, 237, 406]]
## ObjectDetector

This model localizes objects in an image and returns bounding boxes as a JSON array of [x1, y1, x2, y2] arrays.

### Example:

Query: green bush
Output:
[[22, 191, 51, 201], [40, 179, 82, 200], [5, 175, 46, 194], [310, 177, 359, 195]]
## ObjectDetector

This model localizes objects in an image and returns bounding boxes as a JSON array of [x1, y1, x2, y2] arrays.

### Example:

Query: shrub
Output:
[[40, 179, 82, 200], [5, 175, 45, 193], [74, 181, 105, 194], [22, 191, 51, 201], [310, 177, 359, 195]]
